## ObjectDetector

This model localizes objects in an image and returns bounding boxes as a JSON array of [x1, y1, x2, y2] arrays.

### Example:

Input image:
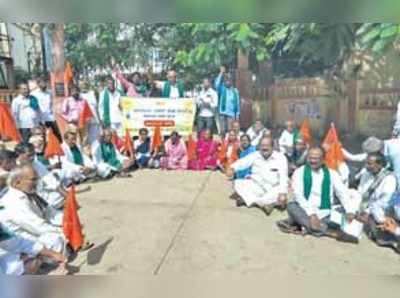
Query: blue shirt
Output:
[[235, 146, 256, 179]]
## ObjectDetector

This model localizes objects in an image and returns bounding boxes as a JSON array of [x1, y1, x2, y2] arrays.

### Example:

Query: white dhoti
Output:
[[234, 179, 281, 207], [37, 233, 65, 254], [95, 162, 113, 178], [0, 252, 24, 275], [0, 235, 44, 275]]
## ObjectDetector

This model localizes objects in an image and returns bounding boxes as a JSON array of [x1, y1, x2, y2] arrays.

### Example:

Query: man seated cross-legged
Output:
[[92, 128, 135, 178], [277, 147, 359, 243], [227, 136, 289, 216]]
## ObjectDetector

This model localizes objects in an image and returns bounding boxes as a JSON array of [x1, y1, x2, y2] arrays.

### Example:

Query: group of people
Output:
[[228, 119, 400, 253], [2, 65, 400, 275]]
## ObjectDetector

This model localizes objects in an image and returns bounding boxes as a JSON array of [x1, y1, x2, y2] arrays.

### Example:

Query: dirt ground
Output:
[[70, 169, 400, 275]]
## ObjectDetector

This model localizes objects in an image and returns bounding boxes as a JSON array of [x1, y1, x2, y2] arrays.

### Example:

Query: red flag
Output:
[[186, 135, 197, 161], [299, 118, 312, 145], [44, 128, 64, 159], [322, 123, 345, 170], [62, 185, 84, 252], [151, 126, 163, 152], [0, 102, 21, 142], [123, 129, 135, 157], [78, 101, 94, 129]]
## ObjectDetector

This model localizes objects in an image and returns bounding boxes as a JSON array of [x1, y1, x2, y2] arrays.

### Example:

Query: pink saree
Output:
[[188, 135, 219, 171], [161, 139, 188, 170]]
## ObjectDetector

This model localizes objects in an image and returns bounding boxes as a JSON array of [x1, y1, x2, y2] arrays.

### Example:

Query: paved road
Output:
[[71, 170, 400, 275]]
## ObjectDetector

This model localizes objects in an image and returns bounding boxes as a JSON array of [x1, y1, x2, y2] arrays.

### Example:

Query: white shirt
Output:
[[11, 95, 41, 129], [98, 89, 122, 124], [342, 148, 367, 163], [31, 89, 54, 122], [384, 138, 400, 183], [232, 151, 288, 194], [246, 127, 268, 147], [196, 88, 218, 118], [279, 130, 294, 154], [0, 188, 62, 240], [292, 166, 354, 219], [358, 169, 397, 223]]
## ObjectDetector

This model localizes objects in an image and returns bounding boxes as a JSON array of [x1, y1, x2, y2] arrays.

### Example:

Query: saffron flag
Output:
[[123, 129, 135, 157], [322, 123, 345, 170], [78, 101, 94, 129], [63, 185, 84, 252], [0, 102, 21, 142], [299, 118, 312, 145], [44, 128, 64, 159], [186, 135, 197, 161], [64, 62, 74, 97], [151, 126, 163, 152]]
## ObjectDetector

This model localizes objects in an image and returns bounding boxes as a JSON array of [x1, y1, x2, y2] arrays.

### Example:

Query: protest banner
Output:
[[121, 97, 197, 136]]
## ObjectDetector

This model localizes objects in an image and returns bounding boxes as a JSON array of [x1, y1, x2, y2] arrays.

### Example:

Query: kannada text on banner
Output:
[[121, 97, 197, 136]]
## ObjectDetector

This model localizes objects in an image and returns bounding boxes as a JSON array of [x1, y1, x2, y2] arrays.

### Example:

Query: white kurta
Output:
[[246, 127, 268, 147], [91, 141, 128, 173], [231, 151, 288, 207], [11, 95, 41, 129], [356, 169, 397, 223], [31, 89, 55, 122], [196, 88, 218, 118], [0, 188, 65, 254], [61, 142, 111, 180], [31, 160, 65, 210], [279, 129, 294, 155], [98, 89, 123, 134], [292, 165, 356, 219]]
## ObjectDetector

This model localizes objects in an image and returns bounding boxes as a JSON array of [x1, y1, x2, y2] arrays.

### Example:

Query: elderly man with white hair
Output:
[[279, 120, 296, 156], [155, 70, 185, 99], [14, 142, 67, 210], [0, 164, 66, 255]]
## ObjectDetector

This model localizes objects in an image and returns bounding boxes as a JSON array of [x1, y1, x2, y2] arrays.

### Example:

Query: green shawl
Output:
[[303, 164, 331, 210], [37, 154, 50, 166], [102, 89, 111, 128], [28, 95, 40, 111], [162, 81, 184, 98], [0, 220, 13, 242], [100, 142, 122, 170], [71, 146, 84, 166]]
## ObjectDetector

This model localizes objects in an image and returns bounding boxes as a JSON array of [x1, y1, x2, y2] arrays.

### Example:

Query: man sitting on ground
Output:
[[277, 147, 358, 242], [246, 119, 268, 148], [0, 164, 66, 256], [354, 152, 397, 248], [92, 128, 135, 177], [288, 136, 309, 176], [134, 128, 151, 169], [61, 131, 112, 183], [15, 142, 67, 210], [279, 120, 296, 156], [227, 136, 288, 216], [0, 224, 66, 275]]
